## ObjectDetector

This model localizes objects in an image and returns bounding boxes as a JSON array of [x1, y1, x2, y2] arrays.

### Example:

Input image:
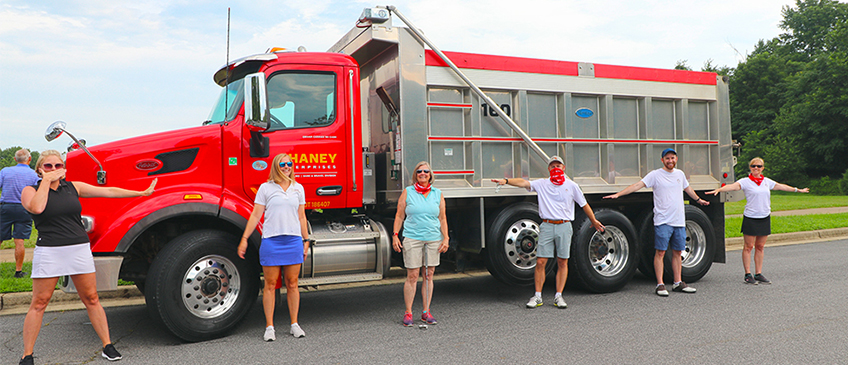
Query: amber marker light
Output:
[[183, 194, 203, 200]]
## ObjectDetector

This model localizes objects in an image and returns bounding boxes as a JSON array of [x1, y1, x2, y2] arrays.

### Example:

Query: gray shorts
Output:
[[537, 222, 573, 259], [402, 238, 441, 269]]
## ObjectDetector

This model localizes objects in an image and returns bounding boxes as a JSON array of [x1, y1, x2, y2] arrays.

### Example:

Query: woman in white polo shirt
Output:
[[238, 153, 310, 341], [707, 157, 808, 285]]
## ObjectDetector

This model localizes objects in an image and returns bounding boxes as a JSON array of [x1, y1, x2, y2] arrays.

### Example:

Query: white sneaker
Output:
[[290, 324, 306, 338], [526, 296, 543, 308], [263, 326, 275, 341], [553, 296, 568, 308]]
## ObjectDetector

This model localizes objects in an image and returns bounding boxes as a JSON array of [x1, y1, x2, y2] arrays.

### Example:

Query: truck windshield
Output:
[[205, 78, 245, 125]]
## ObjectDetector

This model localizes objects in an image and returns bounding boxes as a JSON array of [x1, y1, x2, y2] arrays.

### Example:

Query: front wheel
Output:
[[484, 202, 554, 286], [569, 209, 639, 293], [146, 230, 260, 342]]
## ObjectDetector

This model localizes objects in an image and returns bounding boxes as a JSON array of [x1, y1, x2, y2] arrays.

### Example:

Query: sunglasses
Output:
[[42, 163, 65, 170], [279, 162, 293, 168], [750, 165, 763, 168], [416, 169, 430, 174]]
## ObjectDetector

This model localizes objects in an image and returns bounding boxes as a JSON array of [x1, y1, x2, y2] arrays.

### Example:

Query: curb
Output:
[[3, 229, 848, 315]]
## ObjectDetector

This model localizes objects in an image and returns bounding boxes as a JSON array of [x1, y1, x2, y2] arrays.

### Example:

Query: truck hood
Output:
[[65, 124, 223, 186]]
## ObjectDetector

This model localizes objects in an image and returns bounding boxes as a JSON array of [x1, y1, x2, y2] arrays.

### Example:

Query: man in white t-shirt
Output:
[[604, 148, 709, 296], [492, 156, 605, 309]]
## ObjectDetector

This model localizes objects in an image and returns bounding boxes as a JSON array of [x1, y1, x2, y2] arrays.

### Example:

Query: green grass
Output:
[[0, 228, 37, 249], [0, 262, 134, 293], [725, 212, 848, 238], [724, 194, 848, 215]]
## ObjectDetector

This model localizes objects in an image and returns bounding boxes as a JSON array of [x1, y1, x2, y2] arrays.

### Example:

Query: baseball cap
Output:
[[661, 148, 677, 157], [548, 155, 564, 165]]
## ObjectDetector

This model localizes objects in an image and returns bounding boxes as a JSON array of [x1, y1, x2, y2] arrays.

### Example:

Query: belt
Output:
[[542, 219, 569, 224], [0, 202, 22, 205]]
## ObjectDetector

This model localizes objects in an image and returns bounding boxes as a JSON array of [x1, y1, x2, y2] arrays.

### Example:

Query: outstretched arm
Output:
[[706, 181, 741, 195], [75, 178, 157, 198], [603, 181, 646, 199], [773, 183, 809, 193], [491, 177, 531, 189]]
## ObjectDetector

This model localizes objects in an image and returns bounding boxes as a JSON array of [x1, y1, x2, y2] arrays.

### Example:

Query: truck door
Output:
[[242, 65, 348, 209]]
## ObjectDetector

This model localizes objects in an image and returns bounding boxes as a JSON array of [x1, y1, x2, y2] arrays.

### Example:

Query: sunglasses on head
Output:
[[750, 164, 763, 168], [42, 163, 64, 170], [279, 162, 293, 167], [416, 169, 430, 174]]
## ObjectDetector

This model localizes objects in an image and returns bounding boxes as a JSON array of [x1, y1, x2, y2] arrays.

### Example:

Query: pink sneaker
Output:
[[402, 313, 414, 327], [421, 312, 437, 325]]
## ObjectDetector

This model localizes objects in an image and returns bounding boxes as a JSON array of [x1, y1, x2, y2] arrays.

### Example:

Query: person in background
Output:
[[393, 161, 449, 327], [0, 148, 40, 278], [238, 153, 310, 341], [19, 150, 156, 364], [604, 148, 709, 296], [707, 157, 809, 284], [492, 155, 604, 309]]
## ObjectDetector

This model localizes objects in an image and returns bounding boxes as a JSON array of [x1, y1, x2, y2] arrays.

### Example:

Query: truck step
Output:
[[299, 272, 383, 286]]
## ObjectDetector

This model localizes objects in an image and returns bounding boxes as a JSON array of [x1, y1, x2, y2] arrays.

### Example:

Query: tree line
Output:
[[676, 0, 848, 195]]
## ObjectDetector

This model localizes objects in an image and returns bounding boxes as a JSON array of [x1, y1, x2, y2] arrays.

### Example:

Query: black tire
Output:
[[636, 207, 717, 283], [569, 209, 639, 293], [636, 212, 656, 279], [146, 230, 260, 342], [674, 205, 716, 282], [484, 202, 554, 286]]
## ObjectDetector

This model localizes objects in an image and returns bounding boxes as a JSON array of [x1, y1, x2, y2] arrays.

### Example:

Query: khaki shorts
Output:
[[402, 238, 441, 269]]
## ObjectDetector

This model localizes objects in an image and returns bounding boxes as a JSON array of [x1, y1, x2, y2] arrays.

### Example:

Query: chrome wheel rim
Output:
[[502, 219, 540, 270], [587, 226, 630, 277], [181, 255, 241, 318], [683, 220, 707, 269]]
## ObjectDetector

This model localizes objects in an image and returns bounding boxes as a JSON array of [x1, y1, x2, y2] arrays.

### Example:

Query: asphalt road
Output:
[[3, 239, 848, 364]]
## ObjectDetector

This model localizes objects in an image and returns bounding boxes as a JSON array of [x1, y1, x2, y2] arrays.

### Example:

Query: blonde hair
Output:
[[410, 161, 434, 185], [749, 157, 764, 168], [268, 153, 296, 184], [34, 150, 63, 178]]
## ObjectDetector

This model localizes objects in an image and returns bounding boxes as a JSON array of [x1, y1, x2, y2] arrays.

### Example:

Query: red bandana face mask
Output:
[[748, 174, 764, 186], [550, 168, 565, 185], [414, 182, 431, 194]]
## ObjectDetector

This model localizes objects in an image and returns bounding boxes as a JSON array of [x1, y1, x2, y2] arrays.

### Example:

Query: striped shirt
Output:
[[0, 164, 39, 204]]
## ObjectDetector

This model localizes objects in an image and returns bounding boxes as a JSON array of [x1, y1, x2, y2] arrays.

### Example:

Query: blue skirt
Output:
[[259, 235, 304, 266]]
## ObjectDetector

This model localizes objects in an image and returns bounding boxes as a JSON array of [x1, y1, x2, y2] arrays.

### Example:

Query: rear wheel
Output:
[[569, 209, 639, 293], [146, 230, 260, 342], [675, 206, 716, 282], [636, 206, 716, 283], [484, 202, 554, 286]]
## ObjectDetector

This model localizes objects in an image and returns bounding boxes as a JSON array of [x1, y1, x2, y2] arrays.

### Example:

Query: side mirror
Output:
[[244, 72, 269, 132], [45, 121, 67, 142]]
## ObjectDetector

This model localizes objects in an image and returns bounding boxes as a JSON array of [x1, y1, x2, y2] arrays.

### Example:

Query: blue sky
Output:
[[1, 0, 796, 153]]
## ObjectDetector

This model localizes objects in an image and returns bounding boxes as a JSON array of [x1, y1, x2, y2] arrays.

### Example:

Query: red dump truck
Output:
[[49, 6, 735, 341]]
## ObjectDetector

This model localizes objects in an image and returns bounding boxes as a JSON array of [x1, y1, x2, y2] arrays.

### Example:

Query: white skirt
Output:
[[31, 242, 96, 278]]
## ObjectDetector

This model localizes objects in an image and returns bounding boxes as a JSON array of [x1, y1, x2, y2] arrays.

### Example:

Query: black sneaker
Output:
[[102, 344, 122, 361], [754, 273, 771, 284], [14, 271, 28, 278], [19, 355, 33, 365], [744, 274, 758, 285]]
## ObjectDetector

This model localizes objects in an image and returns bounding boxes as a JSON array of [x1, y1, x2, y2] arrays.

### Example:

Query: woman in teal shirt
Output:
[[392, 161, 449, 327]]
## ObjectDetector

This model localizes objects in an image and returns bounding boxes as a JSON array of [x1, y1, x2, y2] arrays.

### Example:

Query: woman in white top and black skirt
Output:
[[707, 157, 808, 285], [238, 153, 310, 341], [19, 150, 156, 365]]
